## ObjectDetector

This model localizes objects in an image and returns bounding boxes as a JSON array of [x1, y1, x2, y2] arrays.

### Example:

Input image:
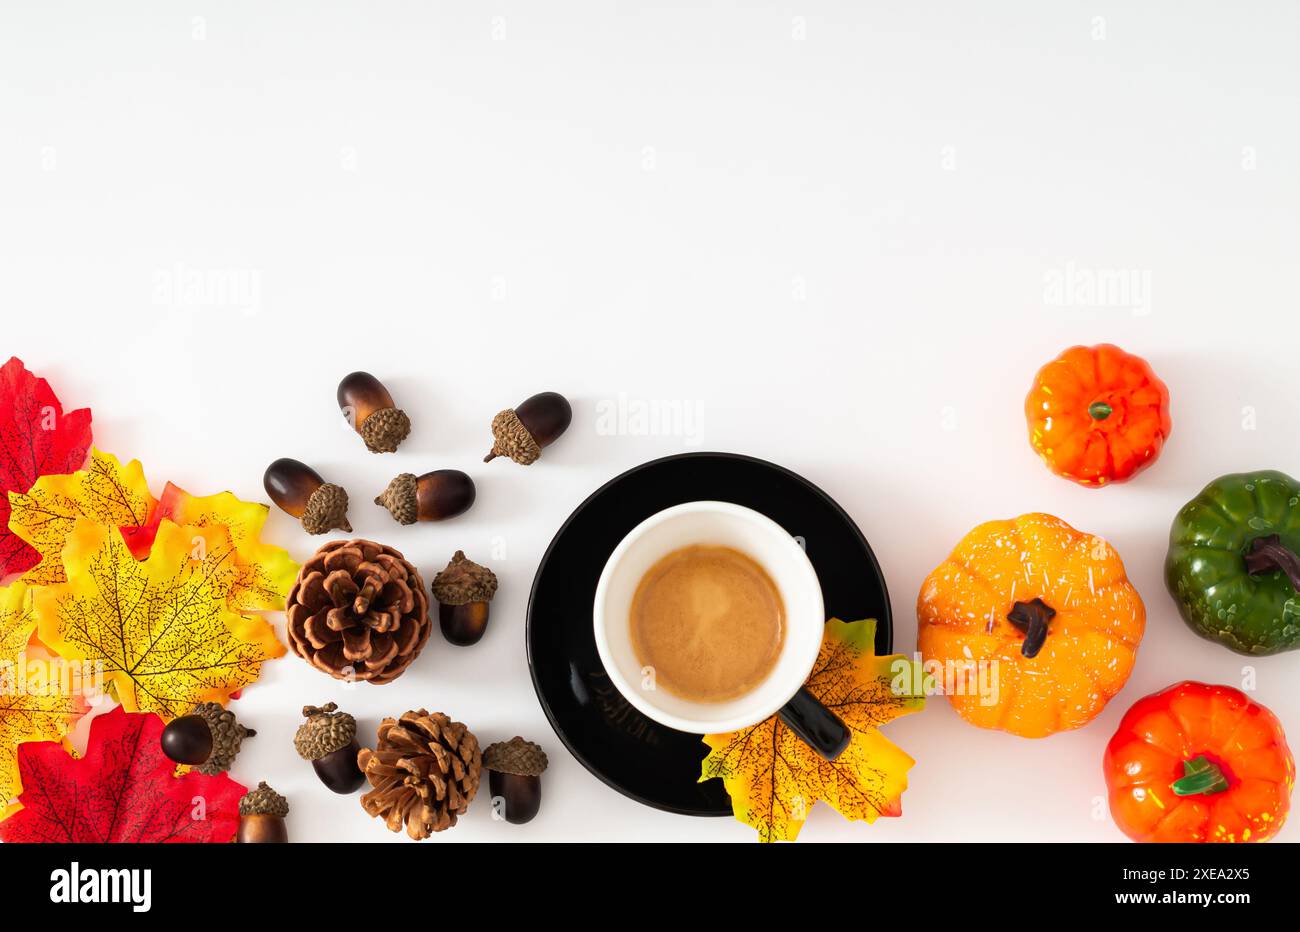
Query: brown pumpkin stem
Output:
[[1007, 598, 1055, 658], [1244, 534, 1300, 592]]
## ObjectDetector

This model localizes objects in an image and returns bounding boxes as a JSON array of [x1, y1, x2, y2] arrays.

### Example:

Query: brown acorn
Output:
[[374, 470, 475, 524], [294, 703, 366, 794], [263, 457, 351, 534], [337, 371, 410, 454], [237, 782, 289, 843], [483, 737, 548, 824], [484, 392, 572, 465], [431, 551, 498, 646], [159, 702, 255, 776]]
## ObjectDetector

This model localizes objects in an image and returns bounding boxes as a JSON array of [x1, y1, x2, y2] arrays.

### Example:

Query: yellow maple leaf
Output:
[[0, 582, 80, 811], [7, 448, 155, 586], [8, 452, 296, 613], [152, 483, 297, 612], [700, 618, 925, 842], [33, 518, 284, 720]]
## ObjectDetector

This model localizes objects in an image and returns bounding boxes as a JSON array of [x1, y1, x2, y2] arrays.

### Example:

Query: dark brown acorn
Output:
[[337, 371, 411, 454], [374, 470, 475, 524], [160, 702, 255, 775], [294, 703, 366, 794], [431, 551, 498, 646], [237, 782, 289, 843], [484, 392, 572, 465], [483, 737, 548, 825], [160, 716, 211, 765], [263, 457, 351, 534]]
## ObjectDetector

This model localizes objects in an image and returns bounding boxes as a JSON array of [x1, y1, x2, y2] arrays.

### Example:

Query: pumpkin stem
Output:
[[1244, 534, 1300, 592], [1006, 598, 1055, 658], [1088, 401, 1113, 420], [1171, 755, 1230, 797]]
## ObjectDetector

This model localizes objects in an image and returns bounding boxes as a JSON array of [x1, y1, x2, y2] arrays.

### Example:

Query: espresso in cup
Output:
[[595, 501, 848, 757], [629, 545, 786, 703]]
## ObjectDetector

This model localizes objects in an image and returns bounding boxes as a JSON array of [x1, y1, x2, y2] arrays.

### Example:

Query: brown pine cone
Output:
[[285, 539, 431, 685], [357, 710, 481, 840]]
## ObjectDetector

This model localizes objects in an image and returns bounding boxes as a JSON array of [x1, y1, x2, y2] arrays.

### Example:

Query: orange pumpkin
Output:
[[1025, 343, 1171, 487], [917, 513, 1145, 738], [1105, 682, 1293, 843]]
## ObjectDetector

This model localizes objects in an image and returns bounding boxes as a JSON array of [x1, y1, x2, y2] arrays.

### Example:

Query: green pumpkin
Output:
[[1166, 470, 1300, 655]]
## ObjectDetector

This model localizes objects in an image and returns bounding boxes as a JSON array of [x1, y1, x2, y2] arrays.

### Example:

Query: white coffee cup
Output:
[[593, 501, 848, 756]]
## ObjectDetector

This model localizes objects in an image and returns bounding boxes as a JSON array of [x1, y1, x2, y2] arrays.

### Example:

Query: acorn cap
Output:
[[374, 473, 418, 525], [192, 701, 255, 776], [486, 409, 541, 465], [302, 482, 352, 534], [239, 782, 289, 818], [294, 702, 358, 761], [431, 551, 498, 605], [482, 736, 548, 776], [359, 406, 411, 454]]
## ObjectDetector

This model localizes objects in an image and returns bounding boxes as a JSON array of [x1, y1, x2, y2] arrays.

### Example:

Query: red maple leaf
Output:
[[0, 357, 92, 577], [0, 705, 245, 843]]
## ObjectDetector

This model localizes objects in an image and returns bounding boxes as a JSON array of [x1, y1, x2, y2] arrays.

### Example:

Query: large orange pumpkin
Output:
[[917, 513, 1145, 738]]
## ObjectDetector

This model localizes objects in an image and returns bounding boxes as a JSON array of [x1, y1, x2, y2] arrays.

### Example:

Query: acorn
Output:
[[374, 470, 475, 524], [337, 371, 410, 454], [294, 703, 365, 794], [263, 457, 351, 534], [237, 782, 289, 843], [483, 737, 548, 824], [431, 551, 498, 646], [160, 702, 255, 776], [484, 392, 572, 465]]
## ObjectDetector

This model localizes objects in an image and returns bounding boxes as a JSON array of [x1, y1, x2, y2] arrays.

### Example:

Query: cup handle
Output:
[[777, 686, 851, 761]]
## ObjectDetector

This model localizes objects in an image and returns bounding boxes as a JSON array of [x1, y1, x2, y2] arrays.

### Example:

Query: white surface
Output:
[[593, 501, 825, 733], [2, 1, 1298, 842]]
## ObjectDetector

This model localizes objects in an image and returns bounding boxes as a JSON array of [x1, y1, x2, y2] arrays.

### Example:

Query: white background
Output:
[[2, 1, 1298, 842]]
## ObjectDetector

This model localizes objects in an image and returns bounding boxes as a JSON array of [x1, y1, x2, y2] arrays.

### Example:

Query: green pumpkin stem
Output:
[[1088, 401, 1113, 420], [1244, 534, 1300, 593], [1172, 755, 1230, 796], [1006, 598, 1055, 658]]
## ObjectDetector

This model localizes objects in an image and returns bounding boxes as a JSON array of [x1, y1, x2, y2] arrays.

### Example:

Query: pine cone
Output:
[[285, 539, 431, 685], [357, 710, 482, 839]]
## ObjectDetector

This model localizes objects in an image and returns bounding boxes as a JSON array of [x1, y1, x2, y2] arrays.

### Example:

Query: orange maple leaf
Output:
[[700, 618, 925, 842], [140, 482, 298, 612]]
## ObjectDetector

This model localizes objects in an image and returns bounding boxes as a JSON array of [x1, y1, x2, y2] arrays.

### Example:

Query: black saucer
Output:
[[526, 452, 893, 816]]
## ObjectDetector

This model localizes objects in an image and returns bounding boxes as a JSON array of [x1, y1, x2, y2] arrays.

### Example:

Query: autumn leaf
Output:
[[0, 582, 81, 811], [0, 357, 92, 577], [700, 618, 925, 842], [34, 518, 284, 720], [7, 448, 154, 586], [9, 453, 294, 612], [129, 481, 297, 611], [0, 705, 245, 842]]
